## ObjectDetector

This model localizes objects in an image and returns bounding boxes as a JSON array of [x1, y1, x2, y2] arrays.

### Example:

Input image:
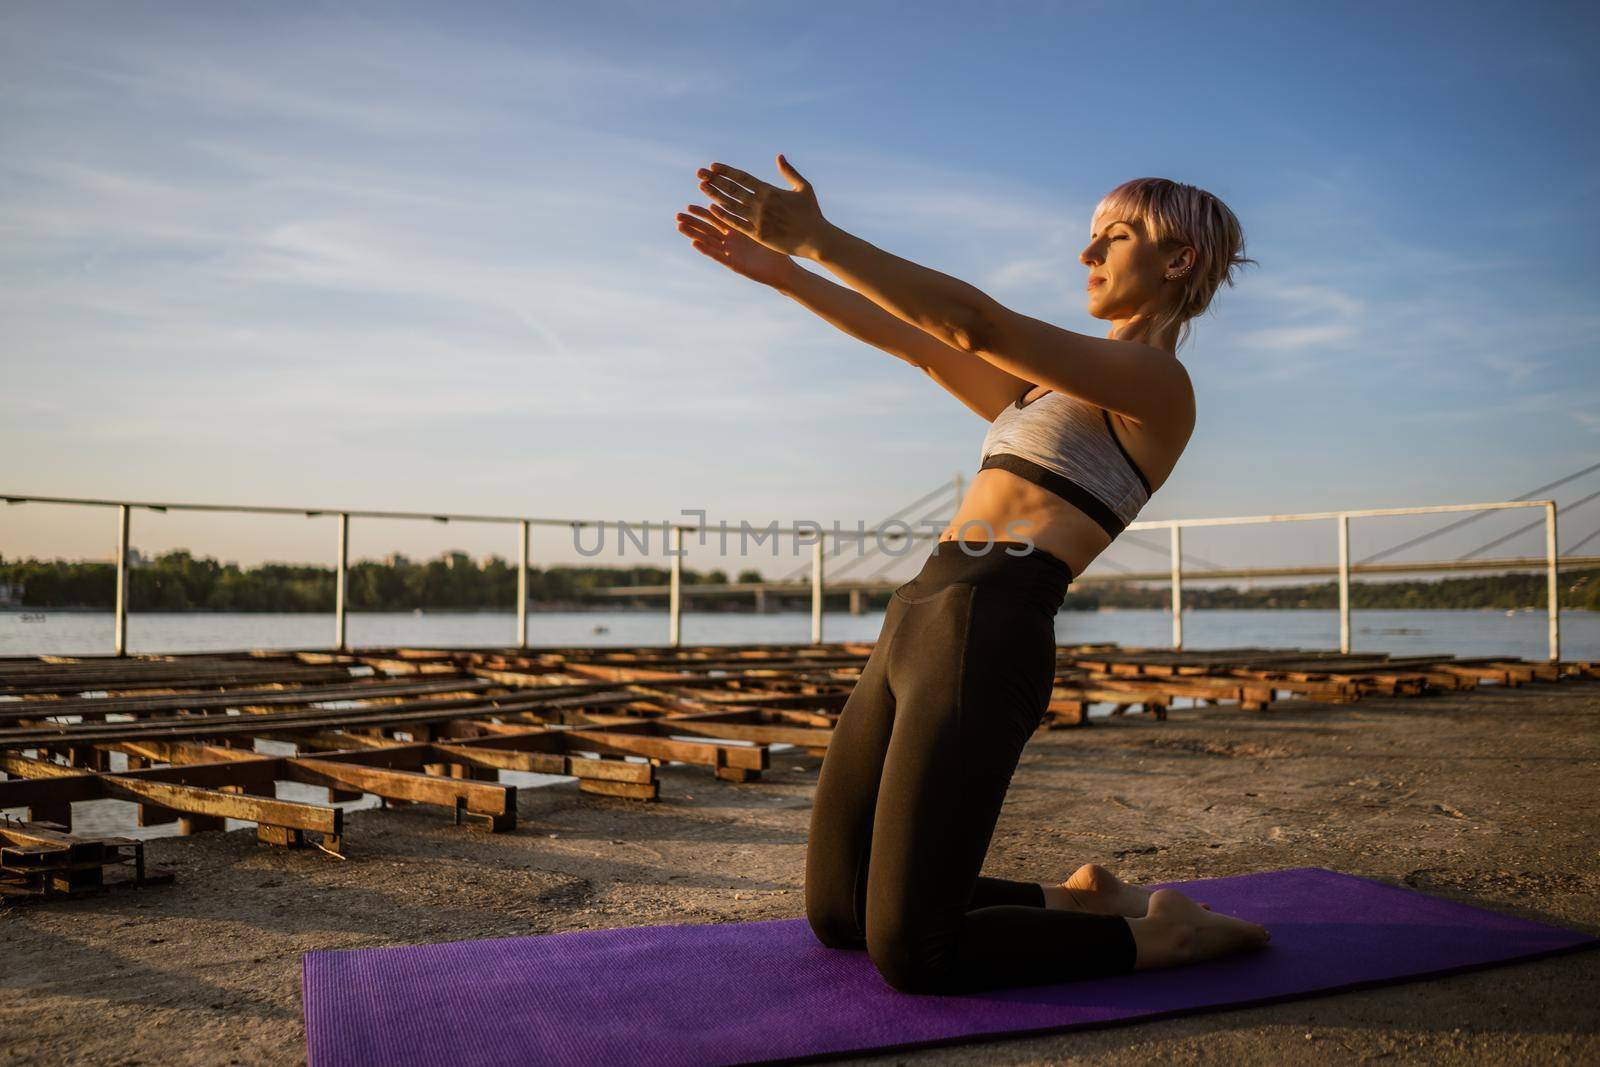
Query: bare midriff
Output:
[[936, 466, 1116, 577]]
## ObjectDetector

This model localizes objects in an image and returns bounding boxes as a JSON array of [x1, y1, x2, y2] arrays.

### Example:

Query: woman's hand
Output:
[[674, 203, 799, 288], [695, 154, 832, 260]]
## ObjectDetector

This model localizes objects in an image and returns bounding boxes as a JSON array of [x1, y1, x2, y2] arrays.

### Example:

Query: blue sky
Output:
[[2, 0, 1597, 579]]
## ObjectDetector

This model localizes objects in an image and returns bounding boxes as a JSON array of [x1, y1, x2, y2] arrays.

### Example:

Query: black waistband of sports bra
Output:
[[978, 452, 1128, 539], [896, 539, 1074, 609]]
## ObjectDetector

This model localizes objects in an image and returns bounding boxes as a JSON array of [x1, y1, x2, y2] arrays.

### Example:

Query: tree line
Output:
[[0, 550, 755, 612], [0, 550, 1595, 612], [1077, 568, 1599, 612]]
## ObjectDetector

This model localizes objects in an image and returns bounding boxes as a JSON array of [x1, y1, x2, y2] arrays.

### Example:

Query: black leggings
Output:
[[805, 539, 1138, 994]]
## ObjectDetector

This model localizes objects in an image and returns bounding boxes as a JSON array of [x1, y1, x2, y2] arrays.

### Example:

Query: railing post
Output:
[[517, 519, 530, 649], [114, 503, 130, 656], [668, 524, 682, 648], [1337, 513, 1351, 654], [1546, 501, 1560, 662], [334, 512, 349, 653], [1171, 521, 1184, 646], [811, 535, 825, 645]]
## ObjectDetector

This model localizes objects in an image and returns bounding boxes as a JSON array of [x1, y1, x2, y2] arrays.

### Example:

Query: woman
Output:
[[674, 156, 1265, 995]]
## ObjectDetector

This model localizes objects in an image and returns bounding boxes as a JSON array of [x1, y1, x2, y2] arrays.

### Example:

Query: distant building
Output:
[[0, 580, 22, 608]]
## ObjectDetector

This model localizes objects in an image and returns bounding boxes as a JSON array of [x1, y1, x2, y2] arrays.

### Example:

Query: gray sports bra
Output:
[[978, 386, 1154, 538]]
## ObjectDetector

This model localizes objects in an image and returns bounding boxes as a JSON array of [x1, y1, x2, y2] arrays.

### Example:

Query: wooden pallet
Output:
[[1, 645, 1591, 876], [0, 817, 174, 902]]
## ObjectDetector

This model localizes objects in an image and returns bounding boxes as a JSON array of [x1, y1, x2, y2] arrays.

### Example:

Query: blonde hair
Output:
[[1094, 178, 1256, 353]]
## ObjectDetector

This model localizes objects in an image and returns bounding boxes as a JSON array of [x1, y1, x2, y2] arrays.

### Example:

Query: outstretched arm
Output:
[[698, 159, 995, 357], [674, 201, 1029, 421], [699, 156, 1191, 426], [809, 223, 1189, 425], [774, 265, 1032, 421]]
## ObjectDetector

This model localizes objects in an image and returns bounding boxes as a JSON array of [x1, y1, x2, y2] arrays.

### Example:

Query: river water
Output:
[[3, 607, 1592, 661]]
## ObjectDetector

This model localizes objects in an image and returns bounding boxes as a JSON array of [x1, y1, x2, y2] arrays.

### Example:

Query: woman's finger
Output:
[[699, 172, 752, 203], [708, 162, 770, 195], [677, 221, 720, 244], [675, 212, 721, 241], [707, 202, 748, 231], [700, 175, 750, 206], [685, 203, 728, 233], [678, 225, 722, 251], [707, 202, 754, 234], [699, 178, 750, 214]]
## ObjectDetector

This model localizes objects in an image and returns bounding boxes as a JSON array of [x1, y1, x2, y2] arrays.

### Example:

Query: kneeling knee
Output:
[[806, 900, 865, 951], [867, 930, 950, 995]]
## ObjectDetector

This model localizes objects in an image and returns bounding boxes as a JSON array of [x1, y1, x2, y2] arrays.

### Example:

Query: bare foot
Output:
[[1127, 888, 1271, 969], [1052, 863, 1154, 917]]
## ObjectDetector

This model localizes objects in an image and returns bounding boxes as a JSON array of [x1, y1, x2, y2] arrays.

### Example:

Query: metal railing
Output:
[[2, 492, 1566, 660]]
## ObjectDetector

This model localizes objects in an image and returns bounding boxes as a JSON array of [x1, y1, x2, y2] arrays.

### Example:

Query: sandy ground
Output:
[[2, 677, 1597, 1066]]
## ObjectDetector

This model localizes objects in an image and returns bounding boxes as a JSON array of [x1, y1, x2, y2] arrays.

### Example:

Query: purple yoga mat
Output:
[[302, 867, 1595, 1067]]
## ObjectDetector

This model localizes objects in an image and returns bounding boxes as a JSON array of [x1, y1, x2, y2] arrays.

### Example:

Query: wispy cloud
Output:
[[1392, 387, 1600, 431], [2, 2, 1596, 568]]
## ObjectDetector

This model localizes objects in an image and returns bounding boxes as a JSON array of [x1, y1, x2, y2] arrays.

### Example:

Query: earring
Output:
[[1165, 265, 1191, 281]]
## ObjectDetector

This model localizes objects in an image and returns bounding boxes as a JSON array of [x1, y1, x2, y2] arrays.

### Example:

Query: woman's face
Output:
[[1078, 210, 1167, 320]]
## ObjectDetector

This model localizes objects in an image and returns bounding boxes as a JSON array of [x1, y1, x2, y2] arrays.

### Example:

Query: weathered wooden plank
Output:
[[431, 741, 654, 784], [560, 727, 768, 772], [282, 758, 516, 831], [99, 776, 341, 835], [0, 676, 496, 723]]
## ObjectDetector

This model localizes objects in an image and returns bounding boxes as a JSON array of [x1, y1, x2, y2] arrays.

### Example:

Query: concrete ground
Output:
[[2, 675, 1597, 1066]]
